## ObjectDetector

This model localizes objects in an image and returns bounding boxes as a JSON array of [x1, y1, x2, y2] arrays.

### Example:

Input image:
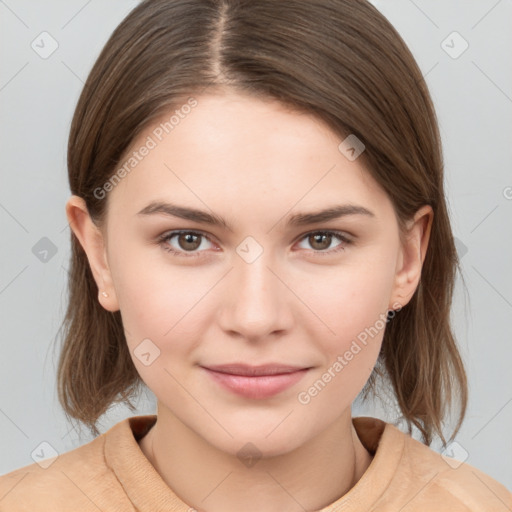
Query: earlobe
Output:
[[65, 195, 119, 312], [389, 205, 433, 309]]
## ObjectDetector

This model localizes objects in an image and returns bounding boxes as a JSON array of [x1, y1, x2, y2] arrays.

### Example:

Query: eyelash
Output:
[[157, 230, 352, 258]]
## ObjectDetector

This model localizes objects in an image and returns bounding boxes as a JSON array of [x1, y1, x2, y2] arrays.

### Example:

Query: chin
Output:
[[195, 416, 317, 461]]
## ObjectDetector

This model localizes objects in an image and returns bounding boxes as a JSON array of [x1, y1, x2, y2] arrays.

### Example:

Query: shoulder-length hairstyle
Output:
[[57, 0, 467, 445]]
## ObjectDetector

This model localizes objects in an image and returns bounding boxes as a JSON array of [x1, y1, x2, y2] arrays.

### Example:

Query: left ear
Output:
[[389, 204, 433, 309]]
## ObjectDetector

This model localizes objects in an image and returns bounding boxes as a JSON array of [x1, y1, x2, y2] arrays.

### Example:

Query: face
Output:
[[70, 92, 430, 457]]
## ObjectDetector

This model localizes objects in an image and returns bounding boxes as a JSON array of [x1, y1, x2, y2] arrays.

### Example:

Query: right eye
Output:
[[158, 230, 217, 258]]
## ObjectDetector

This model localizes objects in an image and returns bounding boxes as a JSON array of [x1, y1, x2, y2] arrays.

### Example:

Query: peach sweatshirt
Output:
[[0, 415, 510, 511]]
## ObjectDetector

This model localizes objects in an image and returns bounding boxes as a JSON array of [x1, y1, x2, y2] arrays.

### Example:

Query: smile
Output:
[[200, 364, 311, 399]]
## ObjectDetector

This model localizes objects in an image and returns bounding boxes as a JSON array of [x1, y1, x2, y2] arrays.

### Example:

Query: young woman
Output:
[[1, 0, 510, 510]]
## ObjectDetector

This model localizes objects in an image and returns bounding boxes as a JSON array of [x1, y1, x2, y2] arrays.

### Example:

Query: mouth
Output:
[[200, 363, 311, 399]]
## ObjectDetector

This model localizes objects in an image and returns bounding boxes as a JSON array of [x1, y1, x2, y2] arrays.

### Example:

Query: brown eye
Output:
[[296, 230, 352, 255], [158, 230, 214, 257], [176, 232, 202, 251], [308, 233, 333, 251]]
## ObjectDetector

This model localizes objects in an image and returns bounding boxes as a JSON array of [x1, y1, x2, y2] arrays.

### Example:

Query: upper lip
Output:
[[201, 364, 309, 376]]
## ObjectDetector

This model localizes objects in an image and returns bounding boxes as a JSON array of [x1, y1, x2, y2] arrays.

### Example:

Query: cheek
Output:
[[117, 268, 207, 344], [295, 272, 390, 415], [113, 263, 208, 396], [293, 252, 396, 401], [109, 242, 216, 367], [299, 256, 396, 347]]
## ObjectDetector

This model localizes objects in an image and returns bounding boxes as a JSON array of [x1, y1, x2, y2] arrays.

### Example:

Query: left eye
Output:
[[158, 230, 352, 258], [295, 231, 351, 254]]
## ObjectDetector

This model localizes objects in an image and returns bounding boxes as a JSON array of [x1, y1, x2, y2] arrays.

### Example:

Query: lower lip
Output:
[[202, 368, 309, 399]]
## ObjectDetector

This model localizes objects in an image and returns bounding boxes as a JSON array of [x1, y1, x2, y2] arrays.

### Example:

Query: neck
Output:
[[139, 406, 373, 512]]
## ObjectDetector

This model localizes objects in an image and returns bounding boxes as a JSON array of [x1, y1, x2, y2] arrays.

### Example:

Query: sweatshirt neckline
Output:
[[104, 414, 405, 511]]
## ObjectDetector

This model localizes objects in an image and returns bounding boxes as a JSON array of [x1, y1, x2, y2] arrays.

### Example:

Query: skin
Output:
[[66, 91, 432, 512]]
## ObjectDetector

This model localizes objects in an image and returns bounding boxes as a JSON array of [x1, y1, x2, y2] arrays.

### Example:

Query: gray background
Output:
[[1, 0, 511, 492]]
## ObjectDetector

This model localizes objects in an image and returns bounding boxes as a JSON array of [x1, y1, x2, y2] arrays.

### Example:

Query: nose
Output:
[[217, 248, 294, 343]]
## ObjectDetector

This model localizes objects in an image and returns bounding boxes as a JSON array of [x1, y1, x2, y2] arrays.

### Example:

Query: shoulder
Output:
[[352, 417, 511, 511], [0, 421, 134, 512], [389, 424, 512, 511]]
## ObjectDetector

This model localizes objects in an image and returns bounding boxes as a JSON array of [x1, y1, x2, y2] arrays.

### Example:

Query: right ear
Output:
[[65, 195, 119, 312]]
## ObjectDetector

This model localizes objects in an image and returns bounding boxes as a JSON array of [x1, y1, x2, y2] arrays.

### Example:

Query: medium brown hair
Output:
[[57, 0, 467, 445]]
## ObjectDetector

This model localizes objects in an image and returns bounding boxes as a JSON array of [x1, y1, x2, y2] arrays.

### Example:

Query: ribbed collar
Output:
[[104, 414, 405, 511]]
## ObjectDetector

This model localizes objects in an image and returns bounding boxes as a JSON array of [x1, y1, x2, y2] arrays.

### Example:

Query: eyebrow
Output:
[[137, 201, 375, 231]]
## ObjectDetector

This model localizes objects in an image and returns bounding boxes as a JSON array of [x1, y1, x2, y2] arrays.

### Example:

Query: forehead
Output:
[[106, 92, 391, 221]]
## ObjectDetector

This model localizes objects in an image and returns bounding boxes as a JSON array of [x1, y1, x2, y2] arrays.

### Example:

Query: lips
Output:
[[201, 363, 310, 399], [204, 364, 306, 376]]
